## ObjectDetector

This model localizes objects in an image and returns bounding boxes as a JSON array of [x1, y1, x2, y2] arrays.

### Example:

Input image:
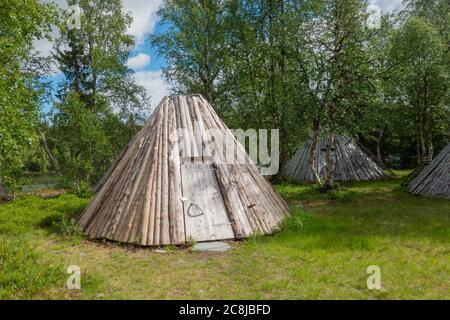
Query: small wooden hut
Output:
[[408, 143, 450, 200], [78, 95, 289, 246], [286, 135, 386, 183]]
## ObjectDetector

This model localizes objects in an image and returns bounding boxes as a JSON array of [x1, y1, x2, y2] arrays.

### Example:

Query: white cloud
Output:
[[369, 0, 403, 13], [123, 0, 164, 44], [134, 70, 170, 111], [34, 36, 55, 58], [127, 53, 151, 70]]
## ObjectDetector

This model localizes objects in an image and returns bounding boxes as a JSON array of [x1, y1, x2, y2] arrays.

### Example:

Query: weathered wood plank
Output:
[[287, 135, 386, 183], [409, 143, 449, 199]]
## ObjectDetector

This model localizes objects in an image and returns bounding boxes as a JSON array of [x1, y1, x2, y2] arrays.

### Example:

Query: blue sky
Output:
[[38, 0, 170, 112], [132, 26, 168, 71], [37, 0, 403, 113]]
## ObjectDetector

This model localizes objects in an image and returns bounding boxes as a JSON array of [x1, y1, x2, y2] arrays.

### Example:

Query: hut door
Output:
[[181, 163, 234, 242]]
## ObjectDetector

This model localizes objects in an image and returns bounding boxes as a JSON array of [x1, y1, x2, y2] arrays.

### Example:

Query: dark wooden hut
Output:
[[408, 143, 450, 200], [286, 135, 386, 183]]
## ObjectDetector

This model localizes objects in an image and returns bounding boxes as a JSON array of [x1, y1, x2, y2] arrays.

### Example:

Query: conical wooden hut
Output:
[[286, 135, 386, 183], [408, 143, 450, 199], [78, 95, 289, 246]]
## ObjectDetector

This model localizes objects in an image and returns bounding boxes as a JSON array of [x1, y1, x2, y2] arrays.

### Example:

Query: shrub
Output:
[[53, 217, 82, 236], [283, 209, 312, 231], [57, 177, 92, 198]]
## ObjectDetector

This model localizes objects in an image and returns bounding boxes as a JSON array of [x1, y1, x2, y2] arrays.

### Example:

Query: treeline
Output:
[[0, 0, 448, 198], [1, 0, 149, 198], [152, 0, 449, 187]]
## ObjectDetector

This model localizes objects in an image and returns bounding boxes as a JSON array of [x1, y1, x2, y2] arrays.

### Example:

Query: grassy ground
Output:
[[0, 171, 448, 299]]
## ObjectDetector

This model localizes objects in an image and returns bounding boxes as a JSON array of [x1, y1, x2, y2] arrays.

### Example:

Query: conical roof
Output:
[[286, 135, 386, 183], [78, 95, 289, 246], [408, 143, 450, 199]]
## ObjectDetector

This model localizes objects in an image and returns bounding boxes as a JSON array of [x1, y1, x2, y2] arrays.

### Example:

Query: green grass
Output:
[[0, 172, 448, 299]]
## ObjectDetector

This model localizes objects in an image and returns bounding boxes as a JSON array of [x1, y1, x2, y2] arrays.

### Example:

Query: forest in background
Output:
[[0, 0, 449, 198]]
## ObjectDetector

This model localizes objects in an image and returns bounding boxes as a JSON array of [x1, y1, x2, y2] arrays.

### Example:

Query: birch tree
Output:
[[288, 0, 381, 190], [0, 0, 57, 199], [52, 0, 149, 188], [390, 17, 448, 164], [151, 0, 227, 108]]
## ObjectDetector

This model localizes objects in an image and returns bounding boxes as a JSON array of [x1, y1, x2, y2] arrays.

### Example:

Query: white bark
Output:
[[308, 120, 322, 184], [39, 131, 59, 172], [323, 131, 335, 190]]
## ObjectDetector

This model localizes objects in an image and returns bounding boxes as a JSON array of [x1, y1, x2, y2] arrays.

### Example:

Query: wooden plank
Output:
[[115, 104, 164, 243], [168, 98, 185, 244], [178, 95, 191, 158], [160, 99, 171, 245], [409, 143, 450, 199], [287, 135, 386, 183], [181, 163, 234, 242], [214, 164, 246, 238], [153, 107, 164, 245], [141, 121, 160, 245], [180, 95, 199, 157]]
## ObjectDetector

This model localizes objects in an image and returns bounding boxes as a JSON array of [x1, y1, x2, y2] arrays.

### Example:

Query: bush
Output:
[[54, 216, 82, 236], [72, 180, 92, 199], [57, 177, 92, 198], [283, 209, 312, 231]]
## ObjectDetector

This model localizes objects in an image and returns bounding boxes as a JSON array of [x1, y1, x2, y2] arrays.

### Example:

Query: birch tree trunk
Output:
[[427, 139, 433, 161], [39, 131, 59, 173], [308, 119, 322, 184], [416, 126, 422, 166], [419, 110, 426, 164], [279, 0, 290, 169], [321, 131, 335, 191], [376, 128, 384, 162], [424, 76, 433, 161]]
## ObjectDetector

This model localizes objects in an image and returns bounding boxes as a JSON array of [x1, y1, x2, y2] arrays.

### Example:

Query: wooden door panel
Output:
[[181, 163, 234, 242]]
